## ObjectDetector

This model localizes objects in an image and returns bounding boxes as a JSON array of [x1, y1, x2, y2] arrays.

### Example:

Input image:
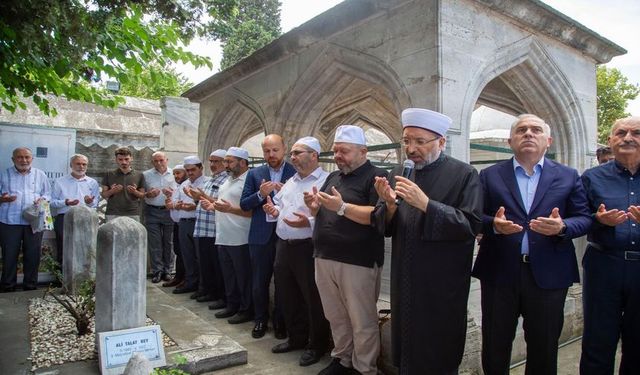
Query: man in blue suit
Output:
[[240, 134, 296, 339], [472, 114, 591, 375]]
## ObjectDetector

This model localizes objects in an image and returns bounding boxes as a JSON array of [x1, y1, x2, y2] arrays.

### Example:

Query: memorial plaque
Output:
[[97, 325, 166, 375]]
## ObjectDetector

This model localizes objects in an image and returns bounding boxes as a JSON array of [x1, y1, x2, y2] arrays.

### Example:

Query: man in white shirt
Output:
[[143, 152, 175, 283], [263, 137, 331, 367], [163, 165, 187, 288], [50, 154, 100, 266], [201, 147, 253, 325], [0, 147, 51, 292]]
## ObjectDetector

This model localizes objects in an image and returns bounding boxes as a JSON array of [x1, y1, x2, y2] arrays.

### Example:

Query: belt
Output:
[[180, 218, 196, 222], [281, 238, 312, 246], [588, 242, 640, 261], [148, 205, 167, 209], [521, 254, 530, 263]]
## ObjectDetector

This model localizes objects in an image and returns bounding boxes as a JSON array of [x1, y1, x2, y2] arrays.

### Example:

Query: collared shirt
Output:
[[0, 166, 51, 225], [216, 171, 251, 246], [268, 167, 329, 240], [50, 174, 100, 215], [194, 171, 229, 238], [513, 157, 544, 255], [143, 167, 174, 206], [174, 175, 209, 220], [103, 168, 145, 215], [582, 160, 640, 250], [168, 180, 182, 223]]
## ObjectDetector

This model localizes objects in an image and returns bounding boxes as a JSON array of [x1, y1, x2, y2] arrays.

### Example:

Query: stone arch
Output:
[[460, 37, 588, 169], [202, 88, 267, 154], [276, 44, 412, 150]]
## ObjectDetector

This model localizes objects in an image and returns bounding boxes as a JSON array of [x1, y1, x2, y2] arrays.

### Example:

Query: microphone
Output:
[[395, 159, 415, 205]]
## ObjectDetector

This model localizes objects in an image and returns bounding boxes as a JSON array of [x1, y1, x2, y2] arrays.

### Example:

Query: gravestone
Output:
[[62, 206, 99, 294], [95, 217, 148, 336]]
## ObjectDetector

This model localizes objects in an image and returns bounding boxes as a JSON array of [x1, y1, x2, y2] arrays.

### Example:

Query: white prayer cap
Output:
[[401, 108, 452, 137], [295, 137, 321, 153], [210, 149, 227, 158], [334, 125, 366, 145], [226, 147, 249, 160], [173, 164, 185, 171], [183, 155, 202, 166]]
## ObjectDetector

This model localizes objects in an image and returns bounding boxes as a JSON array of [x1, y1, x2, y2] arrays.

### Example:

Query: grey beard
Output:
[[414, 150, 441, 170]]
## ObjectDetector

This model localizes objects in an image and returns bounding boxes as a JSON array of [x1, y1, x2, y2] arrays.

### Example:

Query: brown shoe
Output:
[[162, 278, 183, 287]]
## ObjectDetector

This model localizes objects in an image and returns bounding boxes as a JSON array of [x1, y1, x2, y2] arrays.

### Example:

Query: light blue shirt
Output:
[[50, 174, 100, 215], [513, 158, 544, 255], [0, 166, 51, 225], [269, 164, 284, 185]]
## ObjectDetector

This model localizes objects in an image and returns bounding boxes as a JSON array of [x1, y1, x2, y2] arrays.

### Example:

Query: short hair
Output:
[[70, 153, 88, 163], [610, 116, 640, 136], [510, 114, 551, 137], [151, 151, 167, 159], [596, 146, 612, 158], [12, 147, 33, 157], [114, 147, 132, 157]]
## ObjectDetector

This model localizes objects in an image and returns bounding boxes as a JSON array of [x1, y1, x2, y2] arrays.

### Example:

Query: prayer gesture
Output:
[[65, 198, 80, 206], [110, 183, 124, 193], [263, 196, 279, 217], [303, 186, 320, 216], [183, 185, 192, 198], [595, 203, 627, 226], [259, 179, 283, 198], [162, 187, 174, 198], [627, 205, 640, 223], [374, 176, 397, 206], [213, 198, 232, 213], [201, 198, 215, 211], [529, 207, 565, 236], [493, 206, 523, 235], [0, 192, 17, 203], [188, 187, 202, 201], [394, 176, 429, 212], [283, 212, 311, 228], [146, 188, 161, 198], [126, 184, 138, 193], [84, 195, 95, 205], [317, 186, 344, 212]]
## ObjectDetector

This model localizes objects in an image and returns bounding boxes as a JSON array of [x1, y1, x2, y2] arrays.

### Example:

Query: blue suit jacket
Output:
[[472, 157, 592, 289], [240, 162, 296, 245]]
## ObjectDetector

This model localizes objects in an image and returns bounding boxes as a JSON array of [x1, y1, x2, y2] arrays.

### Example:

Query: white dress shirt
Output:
[[174, 175, 209, 220], [50, 174, 100, 215], [268, 167, 329, 240], [0, 166, 51, 225], [143, 167, 174, 206]]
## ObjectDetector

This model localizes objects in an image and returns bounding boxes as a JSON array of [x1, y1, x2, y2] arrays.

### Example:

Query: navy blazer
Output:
[[472, 157, 592, 289], [240, 162, 296, 245]]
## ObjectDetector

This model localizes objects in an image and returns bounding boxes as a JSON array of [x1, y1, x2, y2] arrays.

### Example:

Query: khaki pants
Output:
[[315, 258, 381, 375]]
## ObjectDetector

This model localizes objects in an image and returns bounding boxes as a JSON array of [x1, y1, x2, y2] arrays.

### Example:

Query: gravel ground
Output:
[[28, 296, 176, 371]]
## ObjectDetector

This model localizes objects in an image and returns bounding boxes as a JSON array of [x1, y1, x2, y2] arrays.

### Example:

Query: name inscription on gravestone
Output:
[[98, 325, 166, 372]]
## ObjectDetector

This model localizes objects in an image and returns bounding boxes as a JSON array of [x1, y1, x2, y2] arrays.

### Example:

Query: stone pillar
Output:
[[62, 206, 99, 294], [95, 217, 147, 335], [159, 96, 199, 164]]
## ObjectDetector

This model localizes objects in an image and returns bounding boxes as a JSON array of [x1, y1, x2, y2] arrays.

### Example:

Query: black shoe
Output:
[[151, 272, 162, 283], [228, 311, 253, 324], [271, 341, 305, 354], [208, 299, 227, 310], [0, 286, 16, 293], [215, 308, 237, 319], [299, 349, 325, 367], [161, 272, 172, 282], [251, 321, 268, 338], [190, 291, 204, 300], [162, 278, 182, 287], [173, 285, 197, 294], [196, 294, 215, 303], [23, 285, 37, 291], [318, 358, 357, 375], [274, 325, 287, 340]]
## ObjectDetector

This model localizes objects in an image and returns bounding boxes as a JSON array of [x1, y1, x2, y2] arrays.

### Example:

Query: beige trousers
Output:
[[315, 258, 382, 375]]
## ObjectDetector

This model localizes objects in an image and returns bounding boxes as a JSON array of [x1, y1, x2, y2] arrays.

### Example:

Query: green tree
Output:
[[210, 0, 282, 70], [597, 65, 640, 143], [0, 0, 236, 116], [119, 64, 192, 99]]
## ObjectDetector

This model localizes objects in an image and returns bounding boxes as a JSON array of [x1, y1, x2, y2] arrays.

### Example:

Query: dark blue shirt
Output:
[[581, 160, 640, 250]]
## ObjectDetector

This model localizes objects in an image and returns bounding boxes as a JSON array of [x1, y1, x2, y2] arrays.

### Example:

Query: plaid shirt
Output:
[[193, 171, 229, 238]]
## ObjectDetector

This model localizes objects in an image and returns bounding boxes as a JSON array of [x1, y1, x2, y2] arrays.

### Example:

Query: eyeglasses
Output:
[[401, 136, 440, 147], [289, 150, 313, 157]]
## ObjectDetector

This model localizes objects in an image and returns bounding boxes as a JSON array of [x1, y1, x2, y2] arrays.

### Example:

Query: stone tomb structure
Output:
[[184, 0, 625, 372]]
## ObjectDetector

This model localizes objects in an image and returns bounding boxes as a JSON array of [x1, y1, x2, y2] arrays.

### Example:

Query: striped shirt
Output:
[[194, 171, 229, 238], [0, 166, 51, 225]]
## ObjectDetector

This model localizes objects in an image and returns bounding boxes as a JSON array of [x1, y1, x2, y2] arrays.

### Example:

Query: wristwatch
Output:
[[337, 201, 347, 216]]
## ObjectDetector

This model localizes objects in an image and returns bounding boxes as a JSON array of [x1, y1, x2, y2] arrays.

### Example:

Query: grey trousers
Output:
[[145, 206, 174, 274]]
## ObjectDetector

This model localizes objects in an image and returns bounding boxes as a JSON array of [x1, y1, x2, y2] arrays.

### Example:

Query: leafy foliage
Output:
[[119, 63, 193, 99], [0, 0, 236, 115], [596, 65, 640, 143]]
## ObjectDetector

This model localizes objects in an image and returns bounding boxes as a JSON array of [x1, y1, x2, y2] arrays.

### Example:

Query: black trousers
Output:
[[178, 218, 198, 288], [480, 261, 568, 375], [274, 237, 330, 350], [0, 223, 44, 289], [580, 246, 640, 375], [54, 214, 65, 265], [219, 244, 252, 312], [173, 223, 185, 281], [250, 234, 284, 326], [196, 237, 225, 300]]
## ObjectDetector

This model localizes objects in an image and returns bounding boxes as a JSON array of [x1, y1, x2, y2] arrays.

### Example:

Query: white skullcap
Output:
[[401, 108, 452, 137], [183, 155, 202, 166], [295, 136, 321, 153], [173, 164, 185, 171], [226, 147, 249, 160], [334, 125, 366, 145], [210, 149, 227, 158]]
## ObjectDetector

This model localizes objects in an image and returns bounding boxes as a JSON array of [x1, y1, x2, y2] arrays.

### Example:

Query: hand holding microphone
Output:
[[394, 159, 415, 205]]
